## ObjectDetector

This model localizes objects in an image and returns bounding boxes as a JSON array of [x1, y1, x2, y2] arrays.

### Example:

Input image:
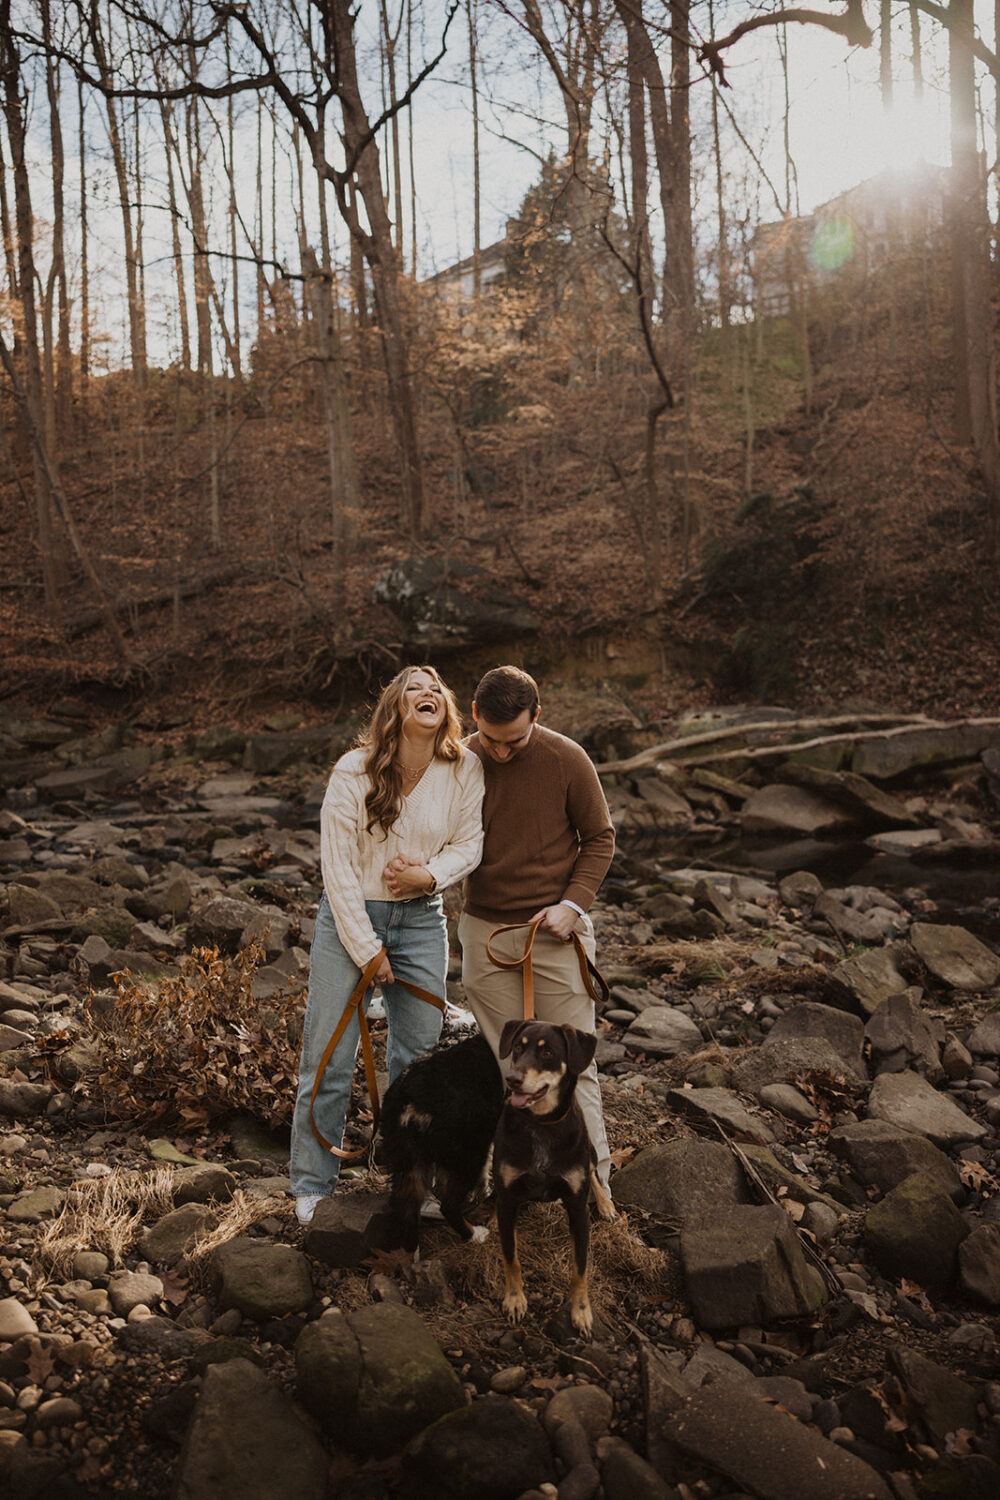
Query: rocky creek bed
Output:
[[1, 707, 1000, 1500]]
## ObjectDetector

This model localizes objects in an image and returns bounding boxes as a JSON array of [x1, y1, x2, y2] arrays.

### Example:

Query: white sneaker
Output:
[[295, 1194, 326, 1225], [420, 1196, 444, 1220]]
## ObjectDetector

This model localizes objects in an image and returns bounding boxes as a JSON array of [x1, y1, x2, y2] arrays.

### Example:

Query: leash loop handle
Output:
[[485, 915, 610, 1022], [308, 949, 445, 1161]]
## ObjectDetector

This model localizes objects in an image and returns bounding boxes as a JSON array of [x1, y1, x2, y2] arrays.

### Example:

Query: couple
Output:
[[290, 663, 615, 1227]]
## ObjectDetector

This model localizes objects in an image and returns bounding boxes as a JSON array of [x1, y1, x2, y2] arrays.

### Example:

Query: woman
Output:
[[290, 665, 485, 1225]]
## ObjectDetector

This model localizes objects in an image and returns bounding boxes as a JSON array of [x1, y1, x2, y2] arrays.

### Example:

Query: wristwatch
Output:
[[426, 875, 437, 895]]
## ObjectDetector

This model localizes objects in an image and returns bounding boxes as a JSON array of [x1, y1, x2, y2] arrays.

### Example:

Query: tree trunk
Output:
[[160, 97, 192, 371], [42, 0, 72, 441], [0, 9, 65, 601], [949, 0, 1000, 543], [77, 75, 90, 378]]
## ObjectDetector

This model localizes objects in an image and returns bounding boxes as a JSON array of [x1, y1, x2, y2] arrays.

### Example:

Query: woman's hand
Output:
[[385, 855, 435, 898], [374, 954, 395, 985]]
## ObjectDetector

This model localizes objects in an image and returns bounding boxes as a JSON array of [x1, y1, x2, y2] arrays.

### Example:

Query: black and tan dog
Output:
[[494, 1019, 616, 1338], [379, 1032, 504, 1254]]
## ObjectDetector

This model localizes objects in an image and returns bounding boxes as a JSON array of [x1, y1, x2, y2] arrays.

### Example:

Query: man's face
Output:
[[473, 705, 538, 763]]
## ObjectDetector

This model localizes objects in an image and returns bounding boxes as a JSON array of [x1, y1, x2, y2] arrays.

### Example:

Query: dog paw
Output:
[[570, 1300, 594, 1339], [470, 1224, 490, 1244], [502, 1291, 527, 1324]]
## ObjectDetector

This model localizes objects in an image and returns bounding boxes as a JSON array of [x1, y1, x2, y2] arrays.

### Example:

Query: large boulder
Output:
[[679, 1203, 827, 1329], [867, 1070, 986, 1148], [826, 945, 911, 1017], [767, 1001, 865, 1074], [828, 1119, 964, 1201], [610, 1138, 751, 1222], [374, 556, 540, 652], [173, 1357, 328, 1500], [401, 1394, 555, 1500], [741, 785, 855, 836], [909, 923, 1000, 991], [664, 1379, 891, 1500], [296, 1303, 465, 1458], [211, 1239, 313, 1320], [864, 1173, 969, 1288]]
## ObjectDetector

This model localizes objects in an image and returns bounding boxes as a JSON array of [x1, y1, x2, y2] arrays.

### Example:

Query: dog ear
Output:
[[499, 1019, 523, 1059], [563, 1026, 597, 1075]]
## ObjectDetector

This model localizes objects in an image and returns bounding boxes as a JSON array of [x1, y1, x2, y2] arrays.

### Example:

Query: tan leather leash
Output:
[[308, 948, 444, 1160], [485, 915, 611, 1020]]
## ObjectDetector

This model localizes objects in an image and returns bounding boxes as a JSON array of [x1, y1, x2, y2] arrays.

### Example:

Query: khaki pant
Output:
[[458, 910, 611, 1188]]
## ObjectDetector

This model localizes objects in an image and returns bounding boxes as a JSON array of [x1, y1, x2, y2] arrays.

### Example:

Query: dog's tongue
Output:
[[508, 1090, 535, 1109]]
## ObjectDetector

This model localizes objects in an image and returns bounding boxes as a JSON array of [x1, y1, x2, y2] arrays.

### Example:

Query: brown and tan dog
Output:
[[493, 1019, 616, 1337]]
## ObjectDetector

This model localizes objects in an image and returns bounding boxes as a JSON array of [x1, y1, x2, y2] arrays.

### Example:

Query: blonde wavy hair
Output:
[[358, 665, 465, 835]]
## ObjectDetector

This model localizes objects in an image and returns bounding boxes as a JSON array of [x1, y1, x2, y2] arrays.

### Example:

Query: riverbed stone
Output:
[[864, 1173, 969, 1288], [623, 1006, 703, 1056], [731, 1035, 864, 1096], [663, 1379, 891, 1500], [741, 785, 855, 836], [610, 1138, 750, 1222], [212, 1239, 312, 1320], [664, 1086, 776, 1144], [679, 1203, 827, 1328], [958, 1223, 1000, 1305], [173, 1357, 328, 1500], [826, 944, 911, 1017], [888, 1346, 980, 1446], [827, 1119, 964, 1201], [909, 923, 1000, 991], [401, 1394, 555, 1500], [767, 1000, 865, 1073], [867, 1070, 987, 1147], [864, 990, 945, 1079], [186, 895, 264, 953], [966, 1011, 1000, 1057], [139, 1204, 219, 1266]]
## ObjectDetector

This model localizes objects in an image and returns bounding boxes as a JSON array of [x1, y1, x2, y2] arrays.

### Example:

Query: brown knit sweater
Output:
[[464, 724, 615, 924]]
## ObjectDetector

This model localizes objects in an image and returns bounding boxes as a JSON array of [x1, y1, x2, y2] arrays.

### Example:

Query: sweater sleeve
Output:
[[561, 743, 616, 912], [424, 752, 485, 892], [320, 766, 383, 969]]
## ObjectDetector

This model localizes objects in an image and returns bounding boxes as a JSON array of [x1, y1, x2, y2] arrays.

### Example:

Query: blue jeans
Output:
[[290, 894, 446, 1198]]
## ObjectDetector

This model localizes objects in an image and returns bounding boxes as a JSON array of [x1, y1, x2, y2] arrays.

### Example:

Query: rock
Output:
[[867, 1070, 987, 1148], [679, 1203, 827, 1328], [0, 1080, 54, 1119], [0, 1299, 38, 1341], [758, 1083, 819, 1123], [172, 1164, 237, 1206], [909, 923, 1000, 991], [139, 1204, 219, 1266], [828, 1120, 964, 1201], [958, 1223, 1000, 1305], [598, 1435, 678, 1500], [888, 1346, 980, 1446], [610, 1138, 751, 1222], [864, 1173, 970, 1288], [373, 556, 540, 652], [5, 884, 62, 925], [623, 1007, 703, 1057], [741, 785, 855, 836], [297, 1303, 465, 1458], [173, 1357, 328, 1500], [813, 893, 889, 945], [108, 1269, 164, 1317], [7, 1186, 65, 1222], [778, 870, 824, 907], [767, 1001, 865, 1074], [738, 1145, 845, 1215], [731, 1035, 864, 1097], [301, 1191, 385, 1267], [544, 1383, 614, 1438], [777, 764, 918, 828], [852, 724, 1000, 781], [212, 1239, 313, 1320], [966, 1012, 1000, 1057], [186, 895, 263, 953], [865, 991, 945, 1079], [400, 1393, 555, 1500], [664, 1380, 891, 1499], [664, 1086, 776, 1144], [827, 946, 910, 1017]]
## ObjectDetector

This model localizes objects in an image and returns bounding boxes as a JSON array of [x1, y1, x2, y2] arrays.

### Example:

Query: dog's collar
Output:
[[508, 1098, 571, 1125]]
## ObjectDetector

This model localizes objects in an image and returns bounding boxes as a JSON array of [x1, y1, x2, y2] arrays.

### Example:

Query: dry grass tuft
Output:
[[36, 1167, 178, 1282], [35, 1167, 288, 1289]]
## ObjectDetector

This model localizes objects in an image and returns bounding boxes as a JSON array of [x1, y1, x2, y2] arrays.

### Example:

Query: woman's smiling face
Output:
[[401, 669, 445, 732]]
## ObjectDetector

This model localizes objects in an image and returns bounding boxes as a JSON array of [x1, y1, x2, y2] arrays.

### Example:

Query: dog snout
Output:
[[505, 1069, 524, 1090]]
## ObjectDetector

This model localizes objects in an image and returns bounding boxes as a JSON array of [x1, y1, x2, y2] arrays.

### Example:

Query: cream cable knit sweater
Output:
[[319, 746, 485, 967]]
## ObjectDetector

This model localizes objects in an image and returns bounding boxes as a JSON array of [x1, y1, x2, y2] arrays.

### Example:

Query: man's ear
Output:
[[471, 703, 479, 724]]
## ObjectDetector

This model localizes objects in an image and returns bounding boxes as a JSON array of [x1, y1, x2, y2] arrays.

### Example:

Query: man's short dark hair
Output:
[[473, 665, 540, 724]]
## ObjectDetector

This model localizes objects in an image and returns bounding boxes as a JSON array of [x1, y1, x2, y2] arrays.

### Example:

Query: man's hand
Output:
[[384, 855, 434, 899], [531, 903, 579, 942]]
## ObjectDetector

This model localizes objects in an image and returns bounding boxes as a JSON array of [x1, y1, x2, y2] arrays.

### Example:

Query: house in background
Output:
[[423, 237, 508, 301], [753, 164, 949, 317]]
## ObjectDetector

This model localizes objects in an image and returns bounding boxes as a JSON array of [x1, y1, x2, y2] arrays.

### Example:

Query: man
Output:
[[460, 664, 615, 1189]]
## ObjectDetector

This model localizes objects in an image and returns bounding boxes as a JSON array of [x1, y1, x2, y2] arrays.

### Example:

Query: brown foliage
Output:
[[86, 942, 302, 1131]]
